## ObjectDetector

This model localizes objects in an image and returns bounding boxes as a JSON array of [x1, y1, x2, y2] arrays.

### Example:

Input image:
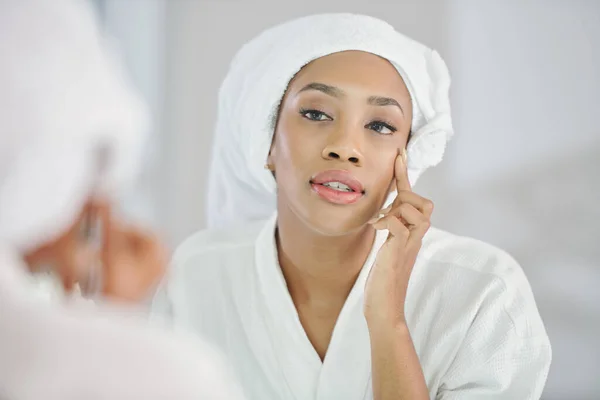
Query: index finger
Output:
[[395, 148, 411, 193]]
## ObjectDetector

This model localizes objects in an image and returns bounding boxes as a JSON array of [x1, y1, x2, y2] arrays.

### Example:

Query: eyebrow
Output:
[[367, 96, 404, 115], [298, 82, 404, 115], [298, 82, 344, 98]]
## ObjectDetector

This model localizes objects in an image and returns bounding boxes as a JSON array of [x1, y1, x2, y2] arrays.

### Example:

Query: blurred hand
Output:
[[101, 223, 167, 303], [88, 202, 167, 303]]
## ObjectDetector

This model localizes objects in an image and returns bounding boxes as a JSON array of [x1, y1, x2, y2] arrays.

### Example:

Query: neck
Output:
[[276, 203, 376, 309]]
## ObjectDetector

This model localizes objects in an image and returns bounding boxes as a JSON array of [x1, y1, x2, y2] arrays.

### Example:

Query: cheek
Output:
[[272, 117, 320, 170], [369, 150, 397, 194]]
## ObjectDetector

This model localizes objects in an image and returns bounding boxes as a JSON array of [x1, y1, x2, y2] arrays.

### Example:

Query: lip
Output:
[[311, 170, 364, 192], [309, 169, 365, 205]]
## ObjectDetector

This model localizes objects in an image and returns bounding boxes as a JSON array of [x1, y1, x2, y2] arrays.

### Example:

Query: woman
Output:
[[0, 0, 242, 399], [152, 14, 551, 400]]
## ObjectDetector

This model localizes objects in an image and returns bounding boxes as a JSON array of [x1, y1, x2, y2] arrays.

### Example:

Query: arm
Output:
[[438, 334, 551, 400], [364, 150, 430, 400], [437, 271, 551, 400], [368, 318, 428, 400]]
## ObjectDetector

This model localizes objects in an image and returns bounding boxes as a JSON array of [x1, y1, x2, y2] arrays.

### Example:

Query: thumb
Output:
[[395, 148, 411, 193]]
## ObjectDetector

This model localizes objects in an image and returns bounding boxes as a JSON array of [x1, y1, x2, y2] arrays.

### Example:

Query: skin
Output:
[[23, 198, 166, 303], [268, 50, 431, 399]]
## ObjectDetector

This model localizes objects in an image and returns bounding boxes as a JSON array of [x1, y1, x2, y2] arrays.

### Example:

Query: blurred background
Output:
[[90, 1, 599, 398]]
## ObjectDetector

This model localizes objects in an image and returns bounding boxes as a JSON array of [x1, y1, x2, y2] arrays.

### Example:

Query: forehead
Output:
[[288, 50, 411, 102]]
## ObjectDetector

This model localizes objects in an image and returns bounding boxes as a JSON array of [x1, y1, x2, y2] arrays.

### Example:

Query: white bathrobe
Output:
[[152, 213, 551, 400], [0, 245, 243, 400]]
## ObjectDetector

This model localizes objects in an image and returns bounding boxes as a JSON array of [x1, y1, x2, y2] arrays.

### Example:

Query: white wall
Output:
[[100, 1, 599, 398], [92, 0, 167, 229]]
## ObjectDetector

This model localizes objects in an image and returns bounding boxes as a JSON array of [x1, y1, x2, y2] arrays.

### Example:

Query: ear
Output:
[[264, 145, 277, 177], [267, 133, 279, 165]]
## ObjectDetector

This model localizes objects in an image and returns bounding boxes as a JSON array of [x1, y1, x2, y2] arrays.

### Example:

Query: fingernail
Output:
[[401, 148, 407, 164]]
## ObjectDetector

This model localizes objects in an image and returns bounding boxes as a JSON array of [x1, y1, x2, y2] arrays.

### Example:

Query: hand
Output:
[[363, 149, 433, 326], [88, 203, 167, 303]]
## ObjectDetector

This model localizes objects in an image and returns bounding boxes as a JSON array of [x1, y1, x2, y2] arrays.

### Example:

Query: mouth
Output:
[[309, 169, 365, 205]]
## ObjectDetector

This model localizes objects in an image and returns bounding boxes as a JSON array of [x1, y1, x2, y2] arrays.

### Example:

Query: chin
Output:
[[310, 221, 367, 237], [301, 203, 372, 237]]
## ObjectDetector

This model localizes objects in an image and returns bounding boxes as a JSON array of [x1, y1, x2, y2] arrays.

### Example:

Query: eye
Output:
[[366, 120, 397, 135], [299, 108, 333, 121]]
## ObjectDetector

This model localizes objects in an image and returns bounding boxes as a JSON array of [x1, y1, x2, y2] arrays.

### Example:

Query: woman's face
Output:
[[270, 50, 413, 235]]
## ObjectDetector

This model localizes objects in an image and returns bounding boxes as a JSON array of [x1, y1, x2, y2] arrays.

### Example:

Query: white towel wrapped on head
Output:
[[0, 0, 149, 253], [207, 13, 454, 228]]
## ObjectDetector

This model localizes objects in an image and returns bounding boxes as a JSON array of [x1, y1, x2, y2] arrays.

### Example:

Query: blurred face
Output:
[[269, 50, 413, 236]]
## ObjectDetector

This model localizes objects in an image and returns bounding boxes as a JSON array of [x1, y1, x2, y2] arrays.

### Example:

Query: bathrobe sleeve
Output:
[[436, 268, 551, 400]]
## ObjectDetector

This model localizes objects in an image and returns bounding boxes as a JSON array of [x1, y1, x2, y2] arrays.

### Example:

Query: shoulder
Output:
[[418, 227, 548, 339], [420, 229, 552, 395], [421, 226, 530, 294], [159, 219, 268, 300], [421, 227, 521, 276], [172, 219, 267, 268]]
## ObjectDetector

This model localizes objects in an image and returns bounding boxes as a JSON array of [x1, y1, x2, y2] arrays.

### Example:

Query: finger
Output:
[[99, 218, 144, 286], [100, 226, 166, 300], [396, 203, 430, 236], [121, 225, 164, 259], [118, 226, 167, 279], [395, 148, 411, 193], [378, 203, 430, 250], [367, 204, 393, 224], [380, 204, 392, 215], [105, 224, 156, 260], [370, 195, 433, 226], [127, 227, 160, 251], [395, 204, 430, 259], [60, 270, 76, 293], [379, 204, 429, 262], [372, 214, 410, 244], [393, 191, 434, 219]]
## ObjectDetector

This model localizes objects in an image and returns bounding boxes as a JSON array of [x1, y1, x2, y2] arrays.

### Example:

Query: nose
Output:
[[321, 129, 363, 166]]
